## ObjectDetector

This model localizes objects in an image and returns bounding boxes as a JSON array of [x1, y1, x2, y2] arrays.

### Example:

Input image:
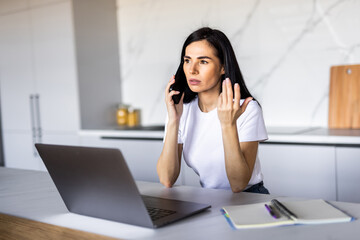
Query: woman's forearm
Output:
[[221, 124, 252, 192], [157, 120, 181, 187]]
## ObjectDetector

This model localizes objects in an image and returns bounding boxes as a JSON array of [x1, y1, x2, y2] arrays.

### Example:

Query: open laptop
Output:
[[35, 143, 210, 228]]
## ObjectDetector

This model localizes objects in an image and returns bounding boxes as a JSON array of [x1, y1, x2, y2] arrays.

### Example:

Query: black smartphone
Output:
[[169, 72, 185, 104]]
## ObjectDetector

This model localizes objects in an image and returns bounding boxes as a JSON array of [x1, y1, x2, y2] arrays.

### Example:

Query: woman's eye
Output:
[[184, 59, 190, 63], [200, 60, 208, 64]]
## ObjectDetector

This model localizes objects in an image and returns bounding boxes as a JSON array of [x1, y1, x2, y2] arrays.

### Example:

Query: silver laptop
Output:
[[35, 143, 210, 228]]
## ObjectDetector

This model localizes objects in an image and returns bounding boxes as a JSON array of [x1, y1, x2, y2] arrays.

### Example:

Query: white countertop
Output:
[[266, 127, 360, 145], [79, 127, 360, 145], [79, 128, 165, 139], [2, 167, 360, 240]]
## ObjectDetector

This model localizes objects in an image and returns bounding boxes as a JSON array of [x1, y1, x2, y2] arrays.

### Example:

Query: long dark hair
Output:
[[175, 27, 254, 103]]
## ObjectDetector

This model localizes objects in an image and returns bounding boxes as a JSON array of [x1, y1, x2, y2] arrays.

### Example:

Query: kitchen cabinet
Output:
[[80, 135, 163, 183], [79, 134, 189, 185], [181, 161, 201, 187], [0, 0, 121, 170], [259, 143, 337, 201], [0, 1, 80, 170], [79, 129, 360, 202], [336, 147, 360, 203]]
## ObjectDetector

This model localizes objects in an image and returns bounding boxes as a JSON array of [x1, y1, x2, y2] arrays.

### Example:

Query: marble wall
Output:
[[116, 0, 360, 127]]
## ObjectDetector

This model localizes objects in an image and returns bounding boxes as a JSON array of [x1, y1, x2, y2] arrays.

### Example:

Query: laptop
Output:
[[35, 143, 211, 228]]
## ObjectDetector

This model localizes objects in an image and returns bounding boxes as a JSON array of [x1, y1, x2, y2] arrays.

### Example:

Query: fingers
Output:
[[234, 83, 241, 106], [222, 79, 227, 105], [221, 78, 235, 106], [166, 75, 175, 93], [166, 75, 179, 105], [178, 92, 185, 104], [226, 78, 233, 104]]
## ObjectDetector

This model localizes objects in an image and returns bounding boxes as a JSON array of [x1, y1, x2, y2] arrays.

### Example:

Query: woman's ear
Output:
[[220, 66, 225, 75]]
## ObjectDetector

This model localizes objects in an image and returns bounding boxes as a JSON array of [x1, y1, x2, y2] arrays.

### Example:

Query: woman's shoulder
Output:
[[237, 99, 264, 125], [241, 99, 262, 114]]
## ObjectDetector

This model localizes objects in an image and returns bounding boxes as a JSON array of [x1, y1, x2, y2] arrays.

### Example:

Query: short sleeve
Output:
[[237, 100, 268, 142]]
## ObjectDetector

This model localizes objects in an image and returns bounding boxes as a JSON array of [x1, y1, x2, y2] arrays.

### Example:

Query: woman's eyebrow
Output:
[[184, 56, 212, 60]]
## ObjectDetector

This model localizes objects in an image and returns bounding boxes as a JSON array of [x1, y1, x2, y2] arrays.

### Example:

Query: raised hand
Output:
[[217, 78, 252, 127]]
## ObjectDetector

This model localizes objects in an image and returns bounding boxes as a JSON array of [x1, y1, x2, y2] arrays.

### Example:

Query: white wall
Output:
[[116, 0, 360, 127]]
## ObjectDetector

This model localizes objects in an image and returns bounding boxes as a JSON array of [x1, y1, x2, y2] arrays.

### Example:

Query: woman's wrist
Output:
[[220, 122, 237, 131], [167, 119, 180, 129]]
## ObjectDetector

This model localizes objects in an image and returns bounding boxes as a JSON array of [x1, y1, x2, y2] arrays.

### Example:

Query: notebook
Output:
[[222, 199, 353, 229], [35, 143, 211, 228]]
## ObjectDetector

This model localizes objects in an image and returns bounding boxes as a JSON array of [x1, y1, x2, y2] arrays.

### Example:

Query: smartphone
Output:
[[169, 72, 185, 104]]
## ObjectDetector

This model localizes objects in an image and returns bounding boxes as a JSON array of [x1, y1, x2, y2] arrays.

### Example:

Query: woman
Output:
[[157, 27, 269, 194]]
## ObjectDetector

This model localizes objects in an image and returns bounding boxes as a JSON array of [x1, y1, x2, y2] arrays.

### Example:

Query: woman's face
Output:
[[183, 40, 225, 94]]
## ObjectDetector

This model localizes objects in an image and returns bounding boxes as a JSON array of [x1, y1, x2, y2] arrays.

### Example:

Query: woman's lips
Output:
[[189, 79, 201, 85]]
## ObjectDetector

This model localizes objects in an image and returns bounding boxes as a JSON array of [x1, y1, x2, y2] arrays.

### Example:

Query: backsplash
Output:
[[116, 0, 360, 127]]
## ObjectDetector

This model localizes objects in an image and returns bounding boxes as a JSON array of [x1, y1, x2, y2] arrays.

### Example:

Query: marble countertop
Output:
[[79, 126, 360, 145]]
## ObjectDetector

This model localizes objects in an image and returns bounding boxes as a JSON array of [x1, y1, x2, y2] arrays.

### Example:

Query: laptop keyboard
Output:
[[146, 206, 176, 221]]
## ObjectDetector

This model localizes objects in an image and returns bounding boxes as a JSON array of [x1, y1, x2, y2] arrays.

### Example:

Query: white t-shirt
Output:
[[165, 97, 268, 190]]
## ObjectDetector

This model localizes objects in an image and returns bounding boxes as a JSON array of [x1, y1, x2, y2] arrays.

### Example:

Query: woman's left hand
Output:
[[217, 78, 252, 127]]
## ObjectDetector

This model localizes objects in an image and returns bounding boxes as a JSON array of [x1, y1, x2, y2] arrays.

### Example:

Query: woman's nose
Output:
[[189, 64, 198, 74]]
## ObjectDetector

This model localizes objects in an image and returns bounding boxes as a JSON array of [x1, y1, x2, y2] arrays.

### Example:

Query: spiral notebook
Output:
[[222, 199, 354, 229]]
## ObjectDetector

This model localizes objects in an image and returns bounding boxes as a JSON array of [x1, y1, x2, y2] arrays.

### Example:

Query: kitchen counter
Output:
[[78, 126, 360, 202], [80, 127, 165, 139], [265, 127, 360, 146], [79, 126, 360, 146]]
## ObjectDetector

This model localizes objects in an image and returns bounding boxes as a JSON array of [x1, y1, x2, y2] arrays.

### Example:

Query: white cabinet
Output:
[[181, 158, 201, 187], [0, 0, 122, 170], [79, 135, 190, 185], [2, 133, 39, 170], [0, 1, 80, 170], [80, 136, 163, 183], [0, 10, 40, 169], [259, 144, 337, 201], [0, 10, 34, 132], [31, 2, 79, 133], [336, 147, 360, 203]]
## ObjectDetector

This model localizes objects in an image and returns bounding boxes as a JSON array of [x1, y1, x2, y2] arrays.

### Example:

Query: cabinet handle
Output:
[[34, 94, 42, 143], [29, 95, 38, 157]]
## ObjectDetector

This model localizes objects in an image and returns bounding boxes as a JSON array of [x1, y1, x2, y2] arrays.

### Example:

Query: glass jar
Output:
[[127, 108, 140, 127], [117, 104, 129, 126]]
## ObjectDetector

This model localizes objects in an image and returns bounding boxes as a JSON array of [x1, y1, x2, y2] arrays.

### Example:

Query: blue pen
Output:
[[265, 204, 278, 219]]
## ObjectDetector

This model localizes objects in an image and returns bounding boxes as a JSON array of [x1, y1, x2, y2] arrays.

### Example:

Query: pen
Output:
[[264, 204, 278, 219], [271, 199, 297, 220]]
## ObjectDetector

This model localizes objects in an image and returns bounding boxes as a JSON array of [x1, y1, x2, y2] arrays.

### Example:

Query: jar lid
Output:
[[117, 103, 129, 109]]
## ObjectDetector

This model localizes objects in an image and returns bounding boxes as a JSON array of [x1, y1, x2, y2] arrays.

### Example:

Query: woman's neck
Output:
[[197, 91, 219, 113]]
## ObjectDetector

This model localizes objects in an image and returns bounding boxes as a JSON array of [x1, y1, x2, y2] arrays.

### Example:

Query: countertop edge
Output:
[[78, 129, 360, 145]]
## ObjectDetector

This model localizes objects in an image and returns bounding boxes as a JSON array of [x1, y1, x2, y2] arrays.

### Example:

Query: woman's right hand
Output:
[[165, 75, 184, 123]]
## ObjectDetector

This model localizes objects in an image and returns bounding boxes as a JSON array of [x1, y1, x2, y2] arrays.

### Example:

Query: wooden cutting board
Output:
[[329, 64, 360, 129]]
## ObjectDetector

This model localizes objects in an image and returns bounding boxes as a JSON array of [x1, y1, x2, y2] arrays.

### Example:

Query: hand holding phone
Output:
[[169, 74, 185, 104]]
